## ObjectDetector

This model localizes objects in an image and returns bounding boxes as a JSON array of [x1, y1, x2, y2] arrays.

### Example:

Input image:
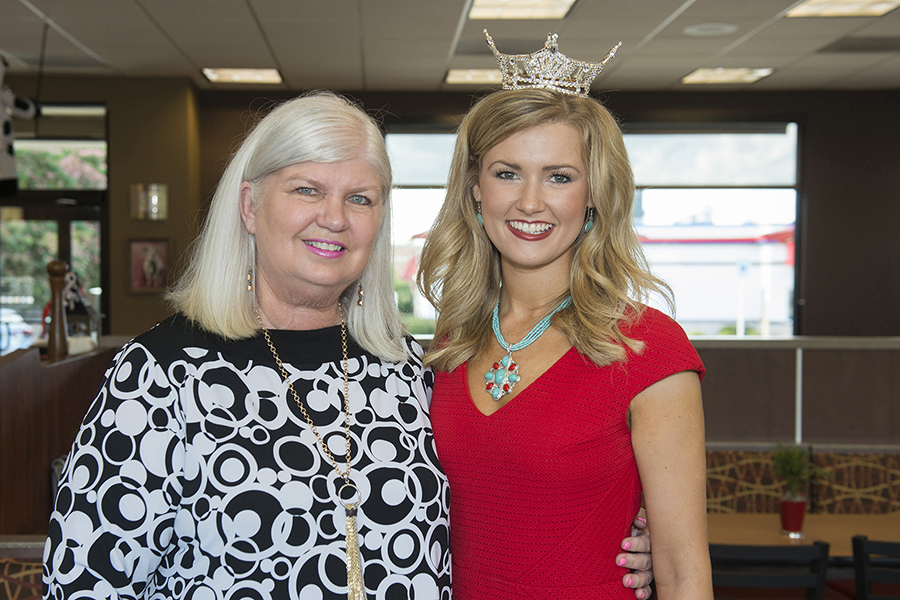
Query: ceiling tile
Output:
[[251, 0, 361, 22], [683, 0, 799, 19], [560, 17, 665, 39], [754, 15, 880, 37], [362, 0, 466, 33], [851, 8, 900, 35], [571, 0, 700, 19], [829, 55, 900, 87], [708, 52, 802, 68], [792, 51, 894, 69]]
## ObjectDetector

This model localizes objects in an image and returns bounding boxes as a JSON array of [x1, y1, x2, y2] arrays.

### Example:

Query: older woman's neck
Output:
[[256, 295, 343, 331]]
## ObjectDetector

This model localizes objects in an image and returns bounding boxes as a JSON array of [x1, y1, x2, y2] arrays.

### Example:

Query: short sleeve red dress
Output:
[[430, 307, 705, 599]]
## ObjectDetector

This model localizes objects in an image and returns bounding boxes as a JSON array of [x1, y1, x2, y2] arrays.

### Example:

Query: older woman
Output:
[[418, 62, 712, 599], [43, 92, 449, 600]]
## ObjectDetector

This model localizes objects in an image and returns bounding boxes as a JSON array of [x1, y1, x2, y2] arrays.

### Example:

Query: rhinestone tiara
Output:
[[484, 29, 622, 98]]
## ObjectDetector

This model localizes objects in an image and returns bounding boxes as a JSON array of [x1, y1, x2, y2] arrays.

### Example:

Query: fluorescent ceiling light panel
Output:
[[39, 105, 107, 117], [446, 69, 503, 84], [469, 0, 577, 20], [682, 68, 774, 84], [202, 68, 282, 84], [786, 0, 900, 17]]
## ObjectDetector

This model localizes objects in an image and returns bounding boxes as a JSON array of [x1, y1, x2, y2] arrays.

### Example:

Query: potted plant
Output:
[[771, 444, 829, 538]]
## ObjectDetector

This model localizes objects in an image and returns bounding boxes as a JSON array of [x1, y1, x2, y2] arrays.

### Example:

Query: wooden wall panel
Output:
[[803, 350, 900, 444], [0, 346, 119, 535], [697, 348, 796, 442]]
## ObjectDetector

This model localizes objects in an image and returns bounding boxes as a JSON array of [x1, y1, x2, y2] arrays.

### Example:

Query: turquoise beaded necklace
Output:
[[484, 295, 572, 400]]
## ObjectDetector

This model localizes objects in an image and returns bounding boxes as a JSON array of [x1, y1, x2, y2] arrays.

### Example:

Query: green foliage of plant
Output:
[[718, 324, 760, 336], [16, 147, 107, 190], [71, 221, 101, 308], [0, 220, 101, 314], [0, 220, 58, 311], [394, 279, 414, 314], [403, 315, 435, 335], [771, 444, 830, 499]]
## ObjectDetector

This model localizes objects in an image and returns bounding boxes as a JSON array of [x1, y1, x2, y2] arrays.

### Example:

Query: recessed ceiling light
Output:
[[202, 68, 282, 84], [786, 0, 900, 17], [446, 69, 503, 85], [682, 67, 774, 84], [683, 22, 740, 36], [468, 0, 577, 20]]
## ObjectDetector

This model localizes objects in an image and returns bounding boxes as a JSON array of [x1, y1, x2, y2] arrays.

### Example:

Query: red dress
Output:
[[431, 307, 705, 599]]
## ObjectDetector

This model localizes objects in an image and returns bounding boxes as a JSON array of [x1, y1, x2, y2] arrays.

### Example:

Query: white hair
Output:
[[168, 91, 406, 362]]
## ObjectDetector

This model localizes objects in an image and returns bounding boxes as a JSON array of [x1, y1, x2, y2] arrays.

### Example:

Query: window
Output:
[[386, 133, 456, 334], [0, 105, 108, 354], [15, 139, 107, 191], [626, 123, 798, 335]]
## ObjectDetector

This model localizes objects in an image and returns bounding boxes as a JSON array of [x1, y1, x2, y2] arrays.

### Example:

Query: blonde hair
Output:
[[418, 88, 672, 371], [168, 91, 406, 362]]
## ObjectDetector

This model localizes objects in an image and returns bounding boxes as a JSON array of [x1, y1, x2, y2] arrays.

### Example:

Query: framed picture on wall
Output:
[[129, 239, 169, 293]]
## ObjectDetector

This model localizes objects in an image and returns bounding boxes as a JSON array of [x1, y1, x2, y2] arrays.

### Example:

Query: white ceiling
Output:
[[1, 0, 899, 93]]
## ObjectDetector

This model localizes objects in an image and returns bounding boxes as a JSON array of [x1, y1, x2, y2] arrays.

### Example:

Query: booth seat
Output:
[[707, 448, 900, 514]]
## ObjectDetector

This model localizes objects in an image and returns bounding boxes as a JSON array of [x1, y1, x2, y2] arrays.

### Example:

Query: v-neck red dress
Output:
[[431, 307, 704, 599]]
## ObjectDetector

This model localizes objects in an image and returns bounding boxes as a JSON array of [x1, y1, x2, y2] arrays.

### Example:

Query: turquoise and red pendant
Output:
[[484, 352, 520, 400]]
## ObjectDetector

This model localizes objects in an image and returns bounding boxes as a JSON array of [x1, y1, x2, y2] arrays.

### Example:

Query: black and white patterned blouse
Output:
[[43, 314, 451, 600]]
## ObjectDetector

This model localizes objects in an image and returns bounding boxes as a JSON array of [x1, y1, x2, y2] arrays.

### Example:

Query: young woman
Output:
[[419, 88, 713, 599]]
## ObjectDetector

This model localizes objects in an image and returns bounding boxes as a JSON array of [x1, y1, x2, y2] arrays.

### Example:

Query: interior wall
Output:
[[7, 75, 203, 337]]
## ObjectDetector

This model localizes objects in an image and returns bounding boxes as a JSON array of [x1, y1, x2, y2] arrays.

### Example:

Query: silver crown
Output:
[[484, 29, 621, 98]]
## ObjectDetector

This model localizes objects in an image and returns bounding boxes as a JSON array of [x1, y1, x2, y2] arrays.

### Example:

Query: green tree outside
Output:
[[0, 220, 58, 314], [16, 146, 107, 190]]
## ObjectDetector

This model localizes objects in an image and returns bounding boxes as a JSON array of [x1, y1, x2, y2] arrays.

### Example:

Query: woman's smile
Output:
[[507, 220, 554, 239], [304, 238, 347, 257]]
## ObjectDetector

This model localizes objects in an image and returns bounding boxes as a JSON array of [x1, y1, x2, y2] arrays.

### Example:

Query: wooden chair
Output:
[[709, 541, 830, 600], [853, 535, 900, 600]]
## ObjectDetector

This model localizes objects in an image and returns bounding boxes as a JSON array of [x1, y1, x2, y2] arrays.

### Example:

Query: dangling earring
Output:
[[357, 285, 364, 306], [476, 202, 483, 226], [584, 206, 594, 233], [247, 234, 255, 292]]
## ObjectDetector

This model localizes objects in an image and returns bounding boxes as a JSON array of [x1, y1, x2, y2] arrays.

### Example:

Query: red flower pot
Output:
[[779, 497, 807, 539]]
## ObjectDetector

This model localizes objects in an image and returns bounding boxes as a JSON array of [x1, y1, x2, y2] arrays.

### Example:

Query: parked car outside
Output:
[[0, 307, 36, 355]]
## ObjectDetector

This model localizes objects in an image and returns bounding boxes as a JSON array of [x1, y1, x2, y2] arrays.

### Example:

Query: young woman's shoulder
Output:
[[623, 305, 688, 341], [620, 306, 704, 381]]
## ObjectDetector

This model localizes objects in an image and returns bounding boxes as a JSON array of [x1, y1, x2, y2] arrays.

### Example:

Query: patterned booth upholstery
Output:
[[707, 449, 900, 514], [0, 558, 41, 600]]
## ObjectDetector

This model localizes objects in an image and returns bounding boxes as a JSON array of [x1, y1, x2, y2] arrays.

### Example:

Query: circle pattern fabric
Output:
[[44, 315, 451, 599]]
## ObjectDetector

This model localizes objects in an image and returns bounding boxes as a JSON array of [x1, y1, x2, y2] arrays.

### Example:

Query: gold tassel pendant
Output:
[[345, 502, 365, 600]]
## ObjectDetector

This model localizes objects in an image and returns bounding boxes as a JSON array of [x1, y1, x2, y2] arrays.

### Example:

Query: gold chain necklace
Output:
[[256, 305, 365, 600]]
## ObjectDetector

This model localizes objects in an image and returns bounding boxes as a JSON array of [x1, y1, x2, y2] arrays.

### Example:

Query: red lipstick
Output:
[[506, 221, 554, 241]]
